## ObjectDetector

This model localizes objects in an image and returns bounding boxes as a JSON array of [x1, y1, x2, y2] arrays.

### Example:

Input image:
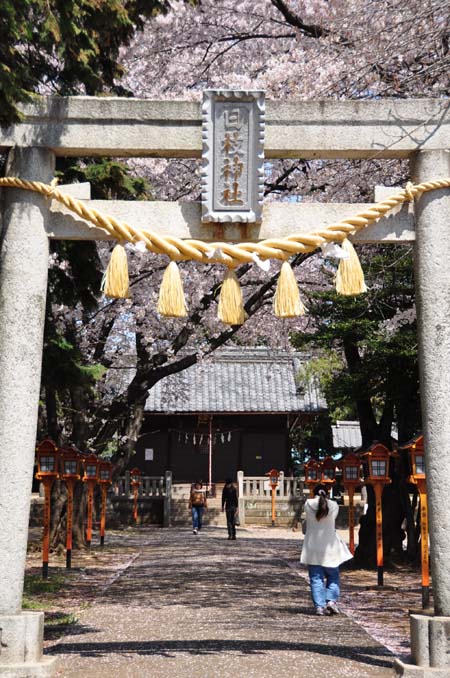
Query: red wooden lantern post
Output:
[[98, 461, 114, 546], [266, 469, 280, 527], [82, 453, 99, 548], [304, 460, 321, 497], [59, 447, 81, 569], [361, 443, 396, 586], [130, 468, 141, 523], [35, 439, 60, 579], [341, 453, 361, 555], [403, 435, 430, 609]]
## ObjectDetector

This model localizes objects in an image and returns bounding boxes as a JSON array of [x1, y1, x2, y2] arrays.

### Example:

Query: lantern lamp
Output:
[[304, 460, 320, 482], [304, 460, 321, 497], [341, 453, 361, 486], [266, 468, 280, 488], [408, 435, 426, 483], [361, 443, 392, 483], [59, 447, 81, 481], [35, 439, 60, 479], [321, 456, 337, 486], [98, 461, 114, 484], [82, 453, 100, 481]]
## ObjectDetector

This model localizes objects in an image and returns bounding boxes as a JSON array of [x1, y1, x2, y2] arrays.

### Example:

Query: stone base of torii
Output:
[[0, 98, 450, 676]]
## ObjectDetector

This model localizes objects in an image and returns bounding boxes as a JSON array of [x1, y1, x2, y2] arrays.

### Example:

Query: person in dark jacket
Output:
[[221, 477, 238, 540]]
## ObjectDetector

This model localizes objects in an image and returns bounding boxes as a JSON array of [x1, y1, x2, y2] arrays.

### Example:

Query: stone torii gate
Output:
[[0, 97, 449, 676]]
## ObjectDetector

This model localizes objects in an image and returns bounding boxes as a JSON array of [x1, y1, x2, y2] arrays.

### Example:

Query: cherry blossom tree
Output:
[[32, 0, 449, 552], [43, 0, 450, 458]]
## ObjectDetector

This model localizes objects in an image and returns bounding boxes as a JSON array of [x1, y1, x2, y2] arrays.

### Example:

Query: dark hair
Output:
[[225, 477, 233, 484], [313, 484, 329, 521]]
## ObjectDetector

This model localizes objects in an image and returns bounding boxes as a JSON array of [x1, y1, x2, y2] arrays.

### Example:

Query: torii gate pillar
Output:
[[414, 150, 450, 617], [0, 147, 57, 675], [398, 149, 450, 676]]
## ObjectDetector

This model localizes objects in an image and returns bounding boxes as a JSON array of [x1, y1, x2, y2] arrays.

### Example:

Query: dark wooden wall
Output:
[[130, 414, 291, 481]]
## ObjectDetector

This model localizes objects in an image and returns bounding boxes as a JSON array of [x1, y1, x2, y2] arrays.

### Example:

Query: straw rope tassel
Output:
[[218, 269, 246, 325], [274, 261, 305, 318], [335, 239, 367, 295], [102, 243, 130, 299], [157, 261, 187, 318]]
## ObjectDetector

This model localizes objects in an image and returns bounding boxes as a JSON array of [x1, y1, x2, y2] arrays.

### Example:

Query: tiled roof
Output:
[[145, 347, 326, 414], [332, 420, 398, 449], [332, 421, 362, 449]]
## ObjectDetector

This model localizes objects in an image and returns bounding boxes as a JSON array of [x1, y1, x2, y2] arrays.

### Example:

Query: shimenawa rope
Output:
[[1, 176, 449, 324]]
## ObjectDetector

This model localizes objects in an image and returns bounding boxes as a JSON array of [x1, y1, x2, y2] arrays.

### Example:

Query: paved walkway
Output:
[[47, 527, 394, 678]]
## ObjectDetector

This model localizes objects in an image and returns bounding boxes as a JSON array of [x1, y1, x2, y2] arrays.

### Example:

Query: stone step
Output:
[[245, 511, 299, 518], [170, 501, 226, 527], [244, 500, 302, 509], [171, 515, 226, 527], [243, 515, 298, 527]]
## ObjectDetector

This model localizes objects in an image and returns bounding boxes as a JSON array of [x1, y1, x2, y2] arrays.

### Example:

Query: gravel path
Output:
[[46, 526, 394, 678]]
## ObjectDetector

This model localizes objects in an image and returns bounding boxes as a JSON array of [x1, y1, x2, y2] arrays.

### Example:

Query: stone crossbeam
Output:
[[47, 195, 414, 244], [0, 96, 449, 159]]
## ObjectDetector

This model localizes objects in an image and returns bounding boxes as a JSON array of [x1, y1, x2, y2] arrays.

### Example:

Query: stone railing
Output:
[[237, 471, 304, 527], [113, 472, 167, 497], [112, 471, 172, 527], [237, 471, 303, 498]]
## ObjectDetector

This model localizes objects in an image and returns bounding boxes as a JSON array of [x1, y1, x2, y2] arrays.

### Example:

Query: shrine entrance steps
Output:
[[170, 483, 226, 527]]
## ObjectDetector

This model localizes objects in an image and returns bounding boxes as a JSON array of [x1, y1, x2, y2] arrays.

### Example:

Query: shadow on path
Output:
[[49, 638, 393, 668]]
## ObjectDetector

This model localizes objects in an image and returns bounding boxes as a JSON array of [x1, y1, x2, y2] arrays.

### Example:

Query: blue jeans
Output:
[[191, 506, 204, 531], [308, 565, 340, 609]]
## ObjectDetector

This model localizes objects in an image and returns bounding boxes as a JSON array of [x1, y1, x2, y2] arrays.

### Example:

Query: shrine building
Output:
[[131, 347, 326, 482]]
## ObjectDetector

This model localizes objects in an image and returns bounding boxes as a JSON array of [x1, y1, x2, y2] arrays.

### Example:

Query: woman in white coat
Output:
[[301, 484, 353, 615]]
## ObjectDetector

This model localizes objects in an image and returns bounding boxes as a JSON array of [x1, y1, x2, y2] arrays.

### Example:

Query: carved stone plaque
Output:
[[202, 90, 265, 223]]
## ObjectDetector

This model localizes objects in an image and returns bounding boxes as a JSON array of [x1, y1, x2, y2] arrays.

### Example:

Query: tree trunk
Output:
[[354, 479, 407, 567], [70, 386, 90, 449], [343, 337, 378, 446], [45, 386, 61, 444], [50, 480, 88, 549]]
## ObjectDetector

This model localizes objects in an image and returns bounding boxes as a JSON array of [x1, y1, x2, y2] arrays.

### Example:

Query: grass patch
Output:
[[23, 572, 70, 611], [24, 573, 67, 596], [22, 596, 47, 610]]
